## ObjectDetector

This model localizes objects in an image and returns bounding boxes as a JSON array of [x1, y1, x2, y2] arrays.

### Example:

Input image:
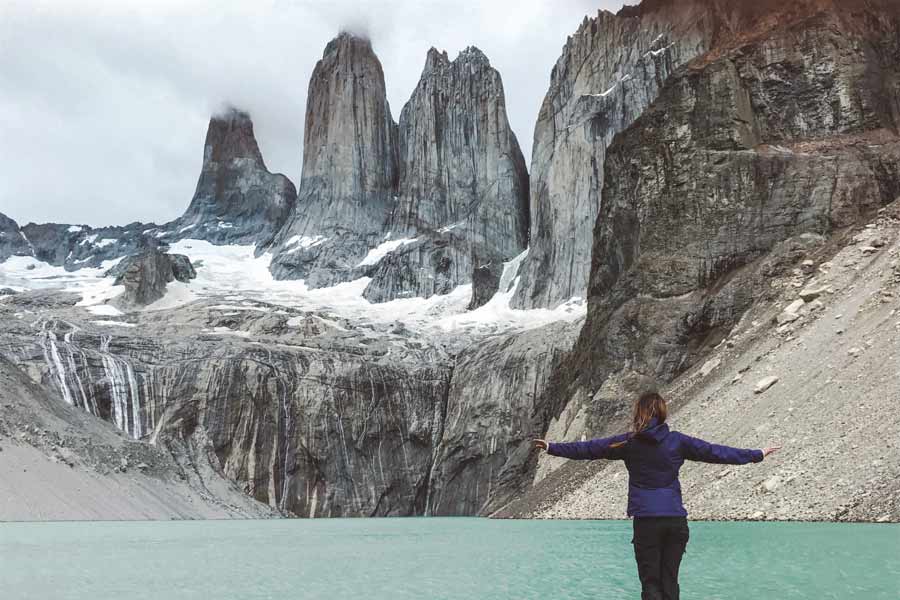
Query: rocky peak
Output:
[[299, 31, 399, 200], [360, 45, 529, 305], [267, 32, 400, 286], [423, 47, 450, 72], [392, 44, 527, 240], [175, 108, 297, 246], [202, 107, 265, 167], [0, 212, 32, 261], [454, 46, 489, 65]]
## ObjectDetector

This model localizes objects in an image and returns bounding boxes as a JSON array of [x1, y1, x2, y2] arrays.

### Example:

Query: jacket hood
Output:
[[635, 418, 670, 443]]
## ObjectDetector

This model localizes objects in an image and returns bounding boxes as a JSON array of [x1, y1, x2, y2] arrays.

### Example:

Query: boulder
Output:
[[799, 285, 829, 302], [754, 376, 780, 394], [109, 250, 196, 307]]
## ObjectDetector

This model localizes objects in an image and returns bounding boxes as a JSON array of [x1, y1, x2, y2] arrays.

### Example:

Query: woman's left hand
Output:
[[532, 439, 549, 451], [762, 445, 782, 458]]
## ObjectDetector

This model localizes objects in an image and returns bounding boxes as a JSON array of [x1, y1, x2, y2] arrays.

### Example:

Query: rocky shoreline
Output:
[[496, 204, 900, 523]]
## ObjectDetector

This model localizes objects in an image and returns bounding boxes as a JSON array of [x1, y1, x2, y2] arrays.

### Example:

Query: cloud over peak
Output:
[[0, 0, 623, 226]]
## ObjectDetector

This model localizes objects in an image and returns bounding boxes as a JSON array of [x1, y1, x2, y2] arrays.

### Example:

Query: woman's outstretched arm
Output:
[[678, 433, 781, 464], [532, 434, 629, 460]]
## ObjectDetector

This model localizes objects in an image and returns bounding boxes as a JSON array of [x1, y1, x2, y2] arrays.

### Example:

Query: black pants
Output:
[[632, 517, 690, 600]]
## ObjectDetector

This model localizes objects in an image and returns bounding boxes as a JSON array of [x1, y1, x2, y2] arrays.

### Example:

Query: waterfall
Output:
[[34, 322, 147, 441], [100, 353, 128, 433], [63, 331, 96, 415], [125, 360, 142, 439], [98, 335, 143, 439], [38, 321, 98, 415], [41, 328, 74, 406]]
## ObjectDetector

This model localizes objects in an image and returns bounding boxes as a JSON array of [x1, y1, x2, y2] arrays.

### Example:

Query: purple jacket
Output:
[[547, 419, 763, 518]]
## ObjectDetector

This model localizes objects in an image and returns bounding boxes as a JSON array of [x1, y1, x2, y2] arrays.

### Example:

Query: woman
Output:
[[533, 391, 780, 600]]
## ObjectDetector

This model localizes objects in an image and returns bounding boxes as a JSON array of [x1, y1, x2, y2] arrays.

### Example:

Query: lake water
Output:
[[0, 518, 897, 599]]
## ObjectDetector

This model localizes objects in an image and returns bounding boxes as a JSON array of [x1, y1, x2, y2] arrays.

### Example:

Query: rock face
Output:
[[490, 0, 900, 521], [0, 354, 273, 520], [0, 213, 32, 261], [394, 48, 528, 247], [2, 307, 451, 516], [501, 200, 900, 522], [269, 36, 528, 307], [362, 48, 529, 305], [511, 4, 715, 309], [426, 320, 581, 515], [268, 32, 399, 287], [511, 0, 892, 310], [494, 0, 900, 513], [174, 108, 297, 246], [0, 283, 579, 517], [108, 250, 196, 307], [13, 222, 158, 271], [574, 0, 900, 393]]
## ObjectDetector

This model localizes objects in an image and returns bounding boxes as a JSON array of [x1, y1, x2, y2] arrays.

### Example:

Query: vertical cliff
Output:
[[512, 0, 875, 310], [426, 320, 581, 515], [175, 108, 297, 246], [269, 38, 529, 306], [361, 48, 529, 306], [511, 6, 716, 309], [509, 0, 900, 499], [269, 32, 400, 288], [575, 0, 900, 392], [1, 307, 453, 517]]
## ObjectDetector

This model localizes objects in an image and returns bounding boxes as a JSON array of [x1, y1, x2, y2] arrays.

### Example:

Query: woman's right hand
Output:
[[762, 445, 782, 458], [532, 439, 549, 451]]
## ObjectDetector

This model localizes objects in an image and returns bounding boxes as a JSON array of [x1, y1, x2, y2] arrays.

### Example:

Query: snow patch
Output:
[[0, 256, 124, 310], [67, 225, 83, 233], [437, 222, 463, 233], [144, 280, 197, 311], [91, 320, 136, 328], [205, 326, 251, 337], [209, 304, 270, 313], [595, 83, 618, 97], [649, 43, 674, 58], [435, 249, 586, 334], [87, 304, 123, 317], [357, 238, 417, 267], [285, 235, 328, 253], [3, 238, 585, 337]]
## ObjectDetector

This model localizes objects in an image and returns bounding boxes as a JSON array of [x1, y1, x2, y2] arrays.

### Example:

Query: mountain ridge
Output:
[[1, 0, 898, 521]]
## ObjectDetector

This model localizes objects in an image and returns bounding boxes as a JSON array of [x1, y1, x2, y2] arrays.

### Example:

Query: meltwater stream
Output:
[[0, 518, 897, 599]]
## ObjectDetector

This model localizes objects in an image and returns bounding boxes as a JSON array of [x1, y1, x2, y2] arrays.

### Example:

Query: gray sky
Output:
[[0, 0, 626, 227]]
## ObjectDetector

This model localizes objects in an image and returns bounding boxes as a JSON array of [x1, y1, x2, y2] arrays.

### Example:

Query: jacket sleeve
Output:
[[678, 433, 764, 464], [547, 434, 629, 461]]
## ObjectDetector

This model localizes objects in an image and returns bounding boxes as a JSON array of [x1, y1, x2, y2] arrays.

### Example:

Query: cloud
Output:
[[0, 0, 625, 227]]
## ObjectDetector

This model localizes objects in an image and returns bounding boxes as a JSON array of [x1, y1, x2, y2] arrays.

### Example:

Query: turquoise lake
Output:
[[1, 518, 897, 599]]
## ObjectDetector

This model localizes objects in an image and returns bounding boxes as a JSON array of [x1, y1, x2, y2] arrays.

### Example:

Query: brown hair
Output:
[[611, 391, 668, 448]]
